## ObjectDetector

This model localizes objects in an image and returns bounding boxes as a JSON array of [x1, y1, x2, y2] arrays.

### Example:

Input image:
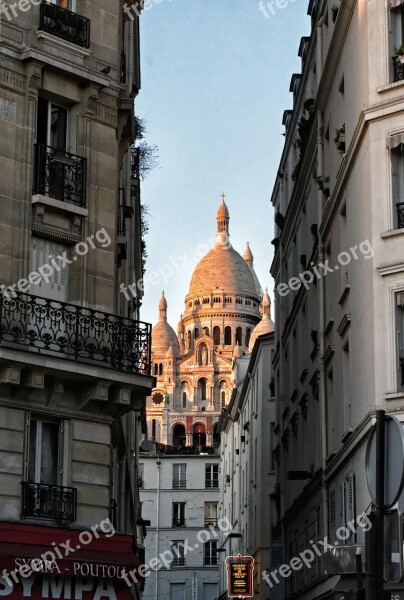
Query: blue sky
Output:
[[137, 0, 310, 327]]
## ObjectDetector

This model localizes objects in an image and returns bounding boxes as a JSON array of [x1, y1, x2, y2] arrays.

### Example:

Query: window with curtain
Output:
[[28, 419, 60, 485], [391, 140, 404, 229]]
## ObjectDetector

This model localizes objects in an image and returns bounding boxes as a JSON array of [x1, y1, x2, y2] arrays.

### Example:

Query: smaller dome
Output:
[[233, 342, 242, 358], [248, 289, 274, 352], [177, 314, 185, 334], [159, 291, 167, 310], [152, 292, 180, 356], [243, 241, 253, 264], [166, 343, 177, 358]]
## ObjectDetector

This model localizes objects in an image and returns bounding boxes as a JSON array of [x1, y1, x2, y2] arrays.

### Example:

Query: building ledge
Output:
[[36, 29, 92, 58], [378, 262, 404, 277], [32, 194, 88, 217], [376, 80, 404, 94], [380, 228, 404, 240], [385, 391, 404, 401]]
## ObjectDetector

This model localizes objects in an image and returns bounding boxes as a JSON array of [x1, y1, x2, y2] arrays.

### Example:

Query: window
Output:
[[390, 2, 404, 82], [187, 330, 192, 349], [221, 391, 226, 407], [151, 419, 156, 441], [182, 392, 187, 408], [172, 502, 186, 527], [235, 297, 243, 305], [154, 363, 158, 376], [194, 328, 200, 339], [204, 502, 218, 526], [203, 583, 218, 600], [203, 297, 210, 304], [28, 419, 60, 485], [159, 363, 163, 376], [245, 328, 251, 347], [213, 326, 221, 345], [37, 97, 68, 151], [213, 296, 220, 303], [171, 541, 186, 566], [205, 464, 219, 488], [30, 238, 68, 301], [172, 464, 186, 489], [391, 140, 404, 229], [199, 378, 207, 401], [170, 583, 185, 600], [396, 292, 404, 388], [204, 541, 217, 565], [235, 327, 242, 346], [52, 0, 76, 10], [224, 326, 232, 345]]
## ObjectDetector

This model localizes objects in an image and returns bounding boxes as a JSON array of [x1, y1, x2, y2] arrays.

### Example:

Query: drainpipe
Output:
[[316, 17, 329, 540], [155, 458, 161, 600]]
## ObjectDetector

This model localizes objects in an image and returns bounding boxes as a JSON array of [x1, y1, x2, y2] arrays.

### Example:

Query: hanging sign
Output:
[[225, 554, 254, 598]]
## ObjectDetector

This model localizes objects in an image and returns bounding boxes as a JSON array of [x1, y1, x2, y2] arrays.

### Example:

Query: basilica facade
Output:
[[145, 199, 274, 448]]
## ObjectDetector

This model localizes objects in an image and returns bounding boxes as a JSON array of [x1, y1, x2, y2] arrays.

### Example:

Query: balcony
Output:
[[34, 143, 87, 207], [205, 479, 219, 489], [203, 556, 218, 566], [0, 292, 152, 375], [393, 56, 404, 83], [39, 1, 90, 49], [21, 482, 77, 523], [205, 517, 218, 527], [397, 202, 404, 229]]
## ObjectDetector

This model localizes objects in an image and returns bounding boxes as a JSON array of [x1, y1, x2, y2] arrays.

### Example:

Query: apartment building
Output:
[[217, 330, 275, 600], [0, 2, 153, 600], [269, 0, 404, 598], [139, 450, 220, 600]]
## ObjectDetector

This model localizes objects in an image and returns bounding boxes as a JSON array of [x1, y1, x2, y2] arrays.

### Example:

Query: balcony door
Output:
[[37, 97, 68, 152]]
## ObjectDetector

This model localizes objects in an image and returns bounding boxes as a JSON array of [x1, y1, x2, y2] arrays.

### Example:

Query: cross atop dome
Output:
[[221, 191, 226, 203]]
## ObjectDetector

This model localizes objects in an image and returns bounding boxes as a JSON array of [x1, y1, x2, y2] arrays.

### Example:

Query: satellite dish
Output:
[[140, 439, 153, 452]]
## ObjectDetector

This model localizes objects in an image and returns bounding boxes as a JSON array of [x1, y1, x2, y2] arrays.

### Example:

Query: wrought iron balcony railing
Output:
[[397, 202, 404, 230], [393, 56, 404, 83], [0, 292, 152, 375], [204, 517, 218, 527], [171, 558, 186, 567], [34, 143, 87, 207], [203, 556, 218, 566], [21, 482, 77, 523], [39, 0, 90, 48]]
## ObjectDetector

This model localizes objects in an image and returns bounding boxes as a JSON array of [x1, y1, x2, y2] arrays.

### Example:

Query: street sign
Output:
[[226, 554, 254, 598], [365, 415, 404, 509]]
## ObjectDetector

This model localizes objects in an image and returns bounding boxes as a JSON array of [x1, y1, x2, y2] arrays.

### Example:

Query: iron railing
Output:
[[34, 143, 86, 207], [39, 0, 90, 48], [172, 479, 187, 489], [397, 202, 404, 229], [205, 479, 219, 489], [204, 517, 218, 527], [171, 557, 186, 567], [21, 482, 77, 523], [203, 556, 218, 566], [393, 56, 404, 83], [0, 292, 152, 375], [172, 518, 186, 527]]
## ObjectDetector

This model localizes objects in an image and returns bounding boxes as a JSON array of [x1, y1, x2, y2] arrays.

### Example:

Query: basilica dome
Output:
[[187, 200, 260, 301]]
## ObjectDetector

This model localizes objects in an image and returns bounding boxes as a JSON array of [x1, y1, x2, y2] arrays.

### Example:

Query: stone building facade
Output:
[[270, 0, 404, 598], [0, 2, 153, 600]]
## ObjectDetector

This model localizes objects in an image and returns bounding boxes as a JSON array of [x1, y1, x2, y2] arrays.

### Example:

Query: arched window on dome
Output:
[[213, 326, 220, 345], [159, 363, 163, 376], [235, 328, 242, 346], [151, 419, 156, 440], [203, 326, 209, 336], [154, 363, 158, 376], [187, 330, 192, 350], [224, 326, 232, 345], [194, 328, 200, 339], [245, 328, 251, 348]]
